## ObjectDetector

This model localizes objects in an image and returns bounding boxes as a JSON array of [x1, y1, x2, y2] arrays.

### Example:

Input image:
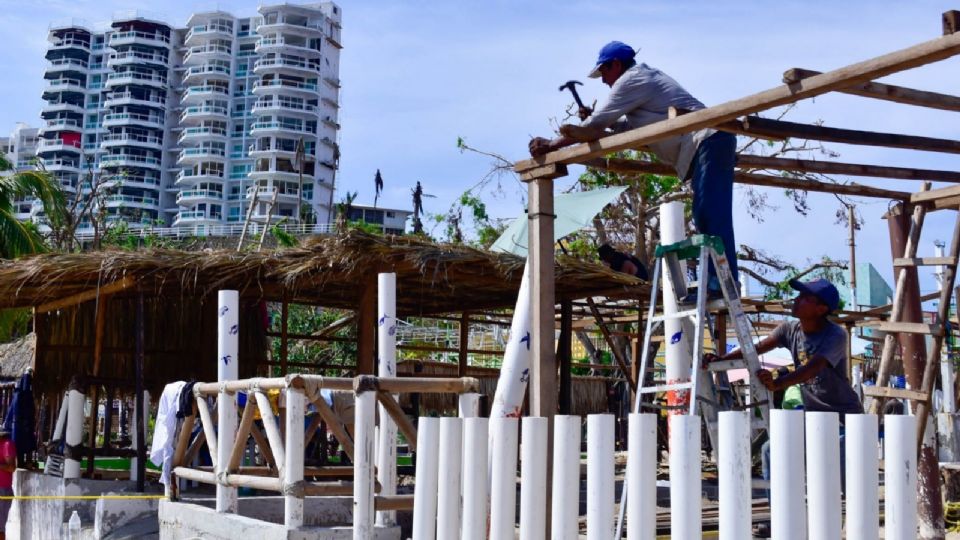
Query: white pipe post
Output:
[[353, 389, 376, 540], [552, 415, 581, 540], [437, 417, 464, 539], [668, 414, 701, 540], [520, 417, 548, 540], [490, 417, 519, 540], [587, 414, 615, 540], [46, 395, 69, 475], [462, 417, 489, 540], [458, 393, 480, 418], [376, 273, 398, 526], [129, 390, 150, 482], [719, 411, 751, 540], [489, 263, 533, 419], [845, 414, 879, 540], [770, 410, 806, 540], [660, 201, 693, 415], [216, 290, 239, 513], [411, 417, 440, 540], [63, 388, 85, 479], [806, 412, 842, 540], [885, 415, 918, 540], [626, 414, 656, 540], [284, 387, 305, 529]]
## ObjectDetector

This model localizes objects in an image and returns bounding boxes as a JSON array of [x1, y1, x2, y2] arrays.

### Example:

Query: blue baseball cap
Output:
[[588, 41, 638, 78], [789, 278, 840, 312]]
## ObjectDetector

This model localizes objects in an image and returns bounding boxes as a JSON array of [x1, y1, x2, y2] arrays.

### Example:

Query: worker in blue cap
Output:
[[529, 40, 738, 300]]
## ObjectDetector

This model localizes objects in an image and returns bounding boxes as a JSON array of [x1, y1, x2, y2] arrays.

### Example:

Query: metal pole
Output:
[[886, 415, 919, 540], [376, 273, 398, 526], [352, 389, 376, 540], [284, 387, 304, 528], [490, 417, 519, 540]]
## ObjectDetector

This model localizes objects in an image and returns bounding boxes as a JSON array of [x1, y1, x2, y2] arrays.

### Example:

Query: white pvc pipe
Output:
[[885, 414, 918, 540], [284, 387, 304, 529], [490, 417, 519, 540], [129, 390, 150, 483], [520, 417, 548, 540], [216, 290, 239, 513], [376, 273, 398, 526], [489, 262, 533, 419], [437, 417, 464, 539], [63, 389, 85, 479], [52, 393, 68, 442], [462, 417, 489, 540], [587, 414, 615, 540], [806, 412, 842, 540], [719, 411, 751, 540], [845, 414, 879, 540], [660, 201, 693, 414], [770, 410, 806, 540], [626, 413, 656, 540], [552, 415, 581, 540], [353, 390, 376, 540], [458, 392, 480, 418], [668, 414, 701, 540], [412, 417, 440, 540]]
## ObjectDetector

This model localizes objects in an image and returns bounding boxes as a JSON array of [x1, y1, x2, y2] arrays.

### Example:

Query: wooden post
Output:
[[458, 311, 470, 377], [86, 384, 99, 476], [135, 292, 146, 492], [280, 297, 289, 376], [357, 275, 377, 375], [558, 301, 572, 415], [103, 386, 114, 449]]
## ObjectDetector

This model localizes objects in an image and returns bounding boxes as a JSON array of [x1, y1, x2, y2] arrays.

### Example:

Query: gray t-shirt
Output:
[[770, 320, 863, 414], [581, 63, 715, 179]]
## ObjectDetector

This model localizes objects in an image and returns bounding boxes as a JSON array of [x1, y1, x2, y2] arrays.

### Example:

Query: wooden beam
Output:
[[36, 276, 136, 313], [912, 184, 960, 204], [280, 297, 289, 376], [458, 311, 470, 377], [783, 68, 960, 112], [739, 116, 960, 154], [376, 391, 418, 452], [736, 171, 911, 200], [862, 385, 929, 402], [515, 30, 960, 172], [92, 295, 108, 376], [945, 10, 960, 35], [736, 154, 960, 183], [356, 274, 377, 375], [893, 256, 958, 267]]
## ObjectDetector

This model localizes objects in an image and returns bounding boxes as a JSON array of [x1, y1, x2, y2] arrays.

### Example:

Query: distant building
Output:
[[345, 204, 411, 235], [842, 262, 893, 309], [1, 123, 41, 220]]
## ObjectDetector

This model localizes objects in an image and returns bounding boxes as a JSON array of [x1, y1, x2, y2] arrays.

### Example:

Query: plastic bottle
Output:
[[68, 510, 81, 539]]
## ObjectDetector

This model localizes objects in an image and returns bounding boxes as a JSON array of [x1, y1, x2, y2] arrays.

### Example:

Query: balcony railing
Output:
[[109, 30, 170, 45], [102, 133, 163, 145], [101, 155, 161, 167], [177, 189, 223, 202], [179, 147, 226, 159], [180, 106, 228, 121], [106, 72, 167, 85], [103, 112, 164, 125], [252, 79, 317, 92], [178, 127, 227, 142], [184, 64, 231, 77], [47, 58, 89, 70], [253, 57, 319, 72], [184, 85, 229, 97], [105, 194, 159, 206]]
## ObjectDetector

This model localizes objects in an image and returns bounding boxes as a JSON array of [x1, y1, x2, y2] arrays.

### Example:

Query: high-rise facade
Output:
[[1, 123, 41, 220], [38, 4, 342, 234]]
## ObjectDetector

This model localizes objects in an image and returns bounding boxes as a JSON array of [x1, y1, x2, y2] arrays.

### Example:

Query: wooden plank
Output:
[[376, 391, 418, 452], [783, 68, 960, 112], [862, 385, 930, 402], [871, 321, 944, 336], [736, 171, 911, 200], [739, 116, 960, 154], [36, 276, 136, 313], [514, 30, 960, 172], [458, 311, 470, 378], [946, 10, 960, 35], [519, 163, 568, 182], [171, 414, 196, 469], [280, 298, 289, 376], [375, 494, 415, 511], [736, 153, 960, 183], [529, 176, 559, 419], [893, 256, 957, 267], [912, 184, 960, 204]]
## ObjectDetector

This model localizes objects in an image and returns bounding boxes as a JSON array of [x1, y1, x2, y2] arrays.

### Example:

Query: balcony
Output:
[[253, 57, 319, 76], [39, 118, 83, 134], [108, 51, 168, 68], [183, 44, 232, 65], [180, 105, 229, 123], [184, 23, 234, 45], [183, 64, 231, 83], [177, 147, 226, 164], [109, 30, 170, 49], [41, 159, 81, 172], [36, 139, 82, 154], [323, 76, 340, 89], [255, 19, 323, 37], [251, 79, 317, 96], [178, 126, 228, 144], [176, 169, 225, 187], [182, 85, 230, 104], [250, 99, 316, 117], [174, 210, 222, 225], [42, 102, 85, 116], [102, 113, 164, 130], [247, 185, 299, 203], [100, 154, 162, 169], [250, 121, 315, 138], [43, 79, 86, 95], [176, 189, 223, 205], [103, 92, 166, 109], [48, 38, 91, 53], [101, 133, 164, 150], [46, 58, 89, 74], [247, 169, 303, 182], [255, 37, 320, 57], [101, 174, 161, 189], [104, 194, 160, 208], [105, 71, 167, 89]]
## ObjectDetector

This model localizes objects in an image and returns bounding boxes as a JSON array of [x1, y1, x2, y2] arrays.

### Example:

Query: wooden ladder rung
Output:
[[893, 256, 958, 267], [862, 385, 929, 402], [872, 321, 944, 336]]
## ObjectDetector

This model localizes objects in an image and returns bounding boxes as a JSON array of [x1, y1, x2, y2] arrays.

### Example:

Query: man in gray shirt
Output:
[[529, 41, 738, 297]]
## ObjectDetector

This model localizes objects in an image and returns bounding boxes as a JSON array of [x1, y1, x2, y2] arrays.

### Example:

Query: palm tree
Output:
[[0, 154, 68, 258]]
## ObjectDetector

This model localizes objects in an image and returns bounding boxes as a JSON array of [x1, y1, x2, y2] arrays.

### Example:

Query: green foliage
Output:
[[0, 308, 31, 344], [270, 219, 299, 248], [268, 305, 357, 376], [100, 220, 173, 250], [0, 154, 68, 258]]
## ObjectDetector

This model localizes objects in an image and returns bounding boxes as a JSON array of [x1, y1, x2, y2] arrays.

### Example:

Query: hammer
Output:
[[558, 80, 591, 115]]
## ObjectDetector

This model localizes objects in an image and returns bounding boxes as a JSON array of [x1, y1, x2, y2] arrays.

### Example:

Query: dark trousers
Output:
[[689, 131, 738, 290]]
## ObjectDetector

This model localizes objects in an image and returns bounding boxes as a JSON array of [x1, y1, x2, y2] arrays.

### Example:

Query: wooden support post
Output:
[[945, 10, 960, 35], [357, 275, 377, 375], [376, 391, 418, 452], [558, 301, 573, 415], [92, 295, 108, 376], [458, 311, 470, 377], [102, 386, 114, 449], [280, 297, 289, 376], [86, 384, 99, 476], [134, 292, 146, 492]]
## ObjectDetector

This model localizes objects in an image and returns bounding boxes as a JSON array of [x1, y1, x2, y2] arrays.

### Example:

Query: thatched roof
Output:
[[0, 231, 646, 315], [0, 334, 34, 378]]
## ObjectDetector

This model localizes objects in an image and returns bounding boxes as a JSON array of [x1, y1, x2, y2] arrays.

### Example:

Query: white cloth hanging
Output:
[[150, 381, 186, 485]]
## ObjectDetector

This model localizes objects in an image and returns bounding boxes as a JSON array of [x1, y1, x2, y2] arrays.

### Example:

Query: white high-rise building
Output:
[[39, 4, 342, 234], [1, 123, 41, 221]]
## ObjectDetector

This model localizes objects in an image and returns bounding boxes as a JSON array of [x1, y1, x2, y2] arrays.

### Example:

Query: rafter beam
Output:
[[783, 68, 960, 112], [516, 30, 960, 172], [36, 276, 136, 313], [736, 154, 960, 183]]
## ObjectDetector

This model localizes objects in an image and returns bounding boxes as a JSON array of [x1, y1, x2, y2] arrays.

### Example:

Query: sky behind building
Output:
[[1, 0, 957, 296]]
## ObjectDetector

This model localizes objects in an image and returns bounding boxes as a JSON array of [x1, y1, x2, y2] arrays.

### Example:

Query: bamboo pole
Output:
[[310, 396, 354, 461], [376, 391, 418, 452], [227, 398, 256, 473], [254, 391, 286, 473], [195, 394, 218, 469]]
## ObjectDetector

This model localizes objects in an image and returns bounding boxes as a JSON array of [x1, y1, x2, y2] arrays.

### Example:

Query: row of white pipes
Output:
[[406, 410, 918, 540]]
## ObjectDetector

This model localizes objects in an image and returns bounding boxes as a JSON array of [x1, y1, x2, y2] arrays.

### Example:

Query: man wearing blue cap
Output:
[[529, 40, 739, 297]]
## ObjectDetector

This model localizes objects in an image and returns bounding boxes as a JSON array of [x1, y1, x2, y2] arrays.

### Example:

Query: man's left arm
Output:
[[757, 356, 830, 392]]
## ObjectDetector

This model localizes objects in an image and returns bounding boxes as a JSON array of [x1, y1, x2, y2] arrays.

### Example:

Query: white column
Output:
[[458, 393, 480, 418], [129, 390, 150, 482], [845, 414, 879, 540], [885, 415, 918, 540], [411, 417, 440, 540], [587, 414, 614, 540], [519, 417, 548, 540], [353, 390, 376, 540], [668, 414, 701, 540], [626, 413, 656, 540], [770, 410, 806, 540], [284, 387, 305, 529], [63, 389, 85, 479], [376, 273, 398, 526], [806, 412, 841, 540], [660, 202, 693, 414], [216, 290, 239, 513], [552, 415, 581, 540], [719, 411, 751, 540], [462, 417, 489, 540], [489, 263, 533, 419], [490, 417, 519, 540], [437, 417, 464, 539]]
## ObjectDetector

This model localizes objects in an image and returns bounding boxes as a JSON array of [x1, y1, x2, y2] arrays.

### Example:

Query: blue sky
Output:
[[1, 0, 958, 299]]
